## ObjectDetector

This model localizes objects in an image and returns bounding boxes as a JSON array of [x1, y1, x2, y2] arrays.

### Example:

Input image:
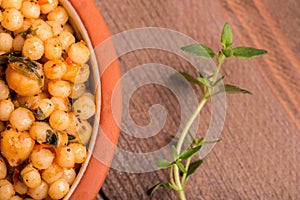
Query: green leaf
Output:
[[220, 84, 252, 95], [171, 146, 179, 160], [179, 145, 202, 160], [179, 72, 200, 85], [221, 22, 233, 48], [181, 44, 215, 59], [187, 160, 204, 178], [146, 182, 171, 196], [222, 48, 233, 58], [156, 159, 172, 169], [203, 139, 222, 145], [232, 46, 268, 59], [188, 131, 197, 145], [175, 161, 187, 173], [196, 76, 212, 87], [196, 137, 205, 146], [212, 76, 225, 86]]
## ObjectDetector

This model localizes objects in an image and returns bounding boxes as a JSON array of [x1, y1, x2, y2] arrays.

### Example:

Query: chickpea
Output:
[[0, 80, 9, 100], [58, 30, 75, 50], [73, 95, 96, 120], [9, 195, 23, 200], [45, 37, 62, 60], [69, 83, 86, 99], [47, 6, 68, 25], [31, 19, 53, 41], [12, 35, 25, 51], [1, 129, 34, 167], [13, 18, 33, 35], [10, 107, 35, 131], [27, 180, 48, 200], [0, 11, 2, 22], [1, 0, 22, 9], [13, 181, 28, 195], [6, 63, 44, 96], [48, 179, 69, 200], [21, 164, 41, 189], [76, 119, 92, 145], [20, 0, 40, 19], [29, 122, 52, 144], [40, 0, 58, 14], [0, 32, 13, 52], [22, 37, 44, 60], [74, 63, 90, 84], [1, 8, 24, 31], [0, 156, 7, 179], [69, 143, 87, 164], [55, 131, 68, 147], [56, 146, 75, 168], [41, 163, 63, 184], [0, 99, 14, 121], [44, 59, 67, 80], [48, 80, 71, 98], [32, 99, 55, 120], [0, 179, 15, 200], [30, 148, 54, 170], [46, 20, 63, 36], [62, 62, 81, 83], [62, 168, 76, 185], [68, 42, 90, 64], [50, 97, 70, 111], [49, 110, 70, 131]]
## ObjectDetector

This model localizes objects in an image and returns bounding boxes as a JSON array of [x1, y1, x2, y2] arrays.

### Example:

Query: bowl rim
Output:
[[65, 0, 121, 199]]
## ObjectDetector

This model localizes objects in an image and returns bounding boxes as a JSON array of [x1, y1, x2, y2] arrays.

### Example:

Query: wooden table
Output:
[[94, 0, 300, 199]]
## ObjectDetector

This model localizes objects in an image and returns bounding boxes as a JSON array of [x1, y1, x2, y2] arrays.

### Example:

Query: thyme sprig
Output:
[[147, 23, 267, 199]]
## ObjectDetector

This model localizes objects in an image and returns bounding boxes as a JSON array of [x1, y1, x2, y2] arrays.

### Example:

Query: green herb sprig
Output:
[[147, 23, 267, 199]]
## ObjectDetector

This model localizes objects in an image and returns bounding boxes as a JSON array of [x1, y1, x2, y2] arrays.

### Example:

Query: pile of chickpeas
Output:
[[0, 0, 96, 199]]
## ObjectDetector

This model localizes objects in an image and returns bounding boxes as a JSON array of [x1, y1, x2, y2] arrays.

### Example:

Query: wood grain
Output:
[[94, 0, 300, 199]]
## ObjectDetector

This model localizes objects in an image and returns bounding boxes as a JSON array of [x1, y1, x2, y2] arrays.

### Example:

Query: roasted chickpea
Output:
[[41, 163, 63, 184], [46, 20, 63, 36], [45, 37, 63, 60], [68, 42, 90, 64], [50, 97, 70, 111], [0, 156, 7, 179], [0, 80, 9, 100], [49, 110, 70, 131], [69, 83, 86, 99], [9, 195, 23, 200], [27, 180, 48, 200], [0, 179, 15, 200], [30, 148, 54, 170], [56, 146, 75, 168], [58, 30, 75, 50], [17, 92, 49, 109], [5, 63, 44, 96], [1, 8, 24, 31], [69, 143, 87, 164], [22, 37, 45, 60], [48, 80, 71, 98], [1, 0, 22, 9], [76, 119, 93, 145], [12, 35, 25, 51], [21, 164, 41, 189], [29, 122, 52, 144], [74, 63, 90, 84], [55, 131, 68, 147], [73, 95, 96, 120], [48, 179, 69, 200], [40, 0, 58, 14], [20, 0, 40, 19], [0, 32, 13, 52], [44, 59, 67, 80], [31, 19, 53, 41], [0, 99, 14, 121], [0, 121, 5, 132], [10, 107, 35, 131], [13, 180, 28, 195], [1, 129, 34, 167], [62, 168, 76, 185], [47, 6, 68, 25], [32, 99, 55, 120]]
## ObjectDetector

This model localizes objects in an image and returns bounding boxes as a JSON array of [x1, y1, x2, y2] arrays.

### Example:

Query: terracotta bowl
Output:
[[60, 0, 121, 199]]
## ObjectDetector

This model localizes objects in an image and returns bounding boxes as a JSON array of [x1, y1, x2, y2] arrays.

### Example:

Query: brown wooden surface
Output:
[[94, 0, 300, 199]]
